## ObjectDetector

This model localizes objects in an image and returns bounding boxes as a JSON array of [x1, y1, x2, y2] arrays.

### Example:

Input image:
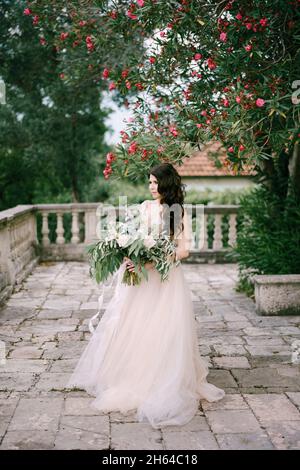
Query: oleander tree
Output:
[[25, 0, 300, 200]]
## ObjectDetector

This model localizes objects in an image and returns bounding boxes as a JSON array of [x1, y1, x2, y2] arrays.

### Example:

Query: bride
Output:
[[66, 163, 225, 428]]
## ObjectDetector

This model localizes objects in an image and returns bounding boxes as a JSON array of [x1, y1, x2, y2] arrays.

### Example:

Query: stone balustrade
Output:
[[0, 202, 240, 303]]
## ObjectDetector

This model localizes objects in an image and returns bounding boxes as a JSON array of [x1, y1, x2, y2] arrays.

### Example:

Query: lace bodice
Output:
[[139, 200, 164, 237], [139, 199, 193, 253]]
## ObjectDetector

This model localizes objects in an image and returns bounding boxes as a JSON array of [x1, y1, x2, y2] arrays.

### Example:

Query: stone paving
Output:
[[0, 261, 300, 450]]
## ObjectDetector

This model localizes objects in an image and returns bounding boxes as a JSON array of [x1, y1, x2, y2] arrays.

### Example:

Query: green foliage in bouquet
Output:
[[85, 239, 125, 285], [85, 221, 181, 287]]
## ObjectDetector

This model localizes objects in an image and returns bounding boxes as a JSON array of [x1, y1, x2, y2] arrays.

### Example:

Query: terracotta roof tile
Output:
[[174, 141, 257, 177]]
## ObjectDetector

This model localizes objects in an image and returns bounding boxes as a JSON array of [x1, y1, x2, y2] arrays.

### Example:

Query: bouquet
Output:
[[86, 211, 180, 286]]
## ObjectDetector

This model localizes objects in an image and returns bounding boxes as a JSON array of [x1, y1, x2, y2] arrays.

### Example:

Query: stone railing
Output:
[[0, 205, 38, 304], [0, 202, 240, 303]]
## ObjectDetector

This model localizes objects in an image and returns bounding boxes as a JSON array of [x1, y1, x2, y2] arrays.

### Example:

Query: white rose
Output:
[[117, 234, 131, 247], [143, 235, 156, 249]]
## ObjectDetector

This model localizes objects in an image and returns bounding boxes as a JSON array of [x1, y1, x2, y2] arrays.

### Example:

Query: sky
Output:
[[102, 93, 132, 145]]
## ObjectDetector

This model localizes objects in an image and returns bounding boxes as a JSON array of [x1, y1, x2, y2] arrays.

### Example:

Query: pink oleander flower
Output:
[[126, 11, 138, 20], [260, 18, 268, 27], [169, 126, 178, 137], [256, 98, 265, 107], [60, 32, 69, 41], [102, 68, 110, 79], [207, 58, 217, 70], [220, 32, 227, 42]]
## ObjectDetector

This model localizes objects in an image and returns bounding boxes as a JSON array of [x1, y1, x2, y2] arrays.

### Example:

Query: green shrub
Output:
[[226, 181, 300, 297]]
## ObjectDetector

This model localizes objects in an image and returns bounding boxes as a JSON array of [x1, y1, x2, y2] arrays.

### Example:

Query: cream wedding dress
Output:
[[66, 199, 225, 428]]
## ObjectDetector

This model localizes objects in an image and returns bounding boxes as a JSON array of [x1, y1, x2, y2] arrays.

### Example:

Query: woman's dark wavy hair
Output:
[[148, 163, 187, 239]]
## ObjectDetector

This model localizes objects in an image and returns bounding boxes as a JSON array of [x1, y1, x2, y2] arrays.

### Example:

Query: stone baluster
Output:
[[212, 213, 223, 250], [41, 212, 50, 246], [71, 211, 80, 244], [56, 212, 65, 245], [203, 213, 209, 250], [228, 213, 237, 247]]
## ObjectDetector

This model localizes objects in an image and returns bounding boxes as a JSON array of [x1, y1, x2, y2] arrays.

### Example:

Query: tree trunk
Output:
[[288, 142, 300, 200]]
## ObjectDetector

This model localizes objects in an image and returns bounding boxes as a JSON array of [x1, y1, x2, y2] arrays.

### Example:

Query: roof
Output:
[[174, 141, 257, 177]]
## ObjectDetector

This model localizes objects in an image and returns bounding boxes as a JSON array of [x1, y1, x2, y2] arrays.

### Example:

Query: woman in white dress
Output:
[[66, 163, 225, 428]]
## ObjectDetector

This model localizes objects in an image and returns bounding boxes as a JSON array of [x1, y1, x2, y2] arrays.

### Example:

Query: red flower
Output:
[[79, 20, 87, 27], [169, 126, 178, 137], [137, 0, 144, 6], [259, 18, 268, 27], [33, 15, 39, 25], [126, 11, 138, 20], [109, 82, 116, 91], [245, 23, 252, 30], [128, 142, 138, 154], [236, 96, 241, 104], [121, 69, 129, 78], [219, 32, 227, 42], [23, 8, 32, 15], [60, 32, 69, 41], [39, 37, 46, 46], [102, 68, 110, 79], [109, 11, 118, 19], [149, 57, 156, 64], [235, 12, 243, 20], [207, 58, 216, 70], [86, 36, 95, 51], [135, 82, 144, 90], [200, 110, 207, 116], [121, 131, 130, 142], [256, 98, 265, 107], [141, 149, 148, 160], [194, 53, 202, 60], [106, 152, 116, 164], [59, 73, 65, 79], [125, 80, 131, 89], [228, 146, 234, 153], [245, 44, 252, 52], [223, 98, 230, 107], [239, 144, 245, 151]]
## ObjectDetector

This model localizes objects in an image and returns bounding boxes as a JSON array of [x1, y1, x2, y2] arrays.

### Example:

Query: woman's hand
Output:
[[123, 256, 135, 273], [123, 257, 154, 273]]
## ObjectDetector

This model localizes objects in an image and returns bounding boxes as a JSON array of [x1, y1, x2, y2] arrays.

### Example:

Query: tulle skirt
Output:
[[66, 261, 225, 429]]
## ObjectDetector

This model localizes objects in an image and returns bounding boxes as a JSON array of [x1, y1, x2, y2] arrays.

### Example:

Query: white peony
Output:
[[143, 235, 156, 249], [116, 234, 132, 248]]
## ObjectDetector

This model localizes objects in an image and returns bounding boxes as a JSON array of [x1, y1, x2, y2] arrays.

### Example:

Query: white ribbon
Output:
[[88, 266, 124, 334]]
